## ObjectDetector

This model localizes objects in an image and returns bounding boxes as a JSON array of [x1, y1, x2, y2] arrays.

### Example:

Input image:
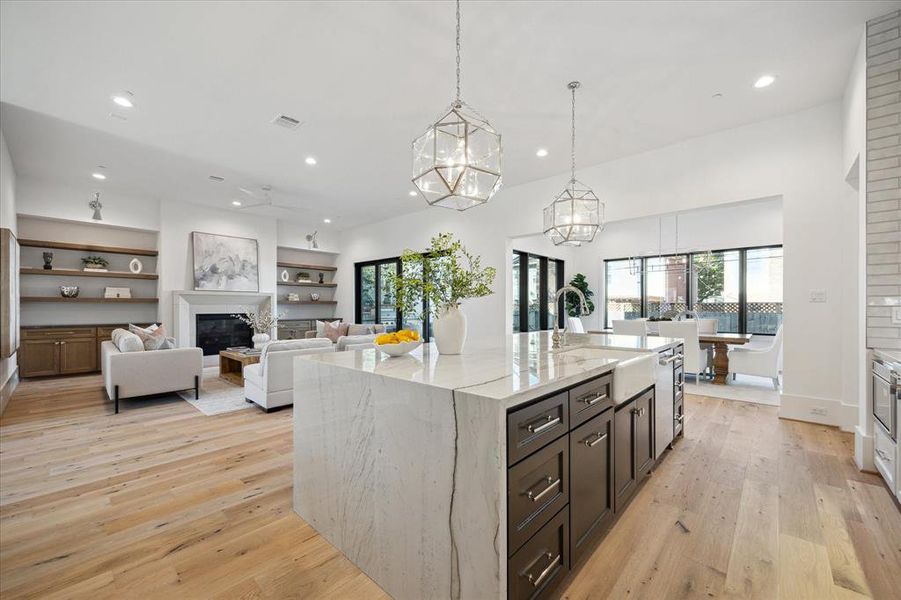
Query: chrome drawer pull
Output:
[[675, 414, 684, 423], [579, 392, 607, 406], [584, 432, 608, 447], [660, 353, 684, 365], [526, 476, 560, 502], [525, 415, 561, 434], [631, 407, 646, 417], [525, 552, 561, 588]]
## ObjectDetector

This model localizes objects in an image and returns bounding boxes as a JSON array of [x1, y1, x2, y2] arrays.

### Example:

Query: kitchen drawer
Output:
[[674, 398, 684, 438], [23, 327, 95, 340], [508, 506, 569, 600], [568, 374, 613, 428], [874, 419, 896, 491], [508, 392, 569, 466], [570, 409, 614, 566], [508, 436, 569, 555], [674, 365, 684, 402]]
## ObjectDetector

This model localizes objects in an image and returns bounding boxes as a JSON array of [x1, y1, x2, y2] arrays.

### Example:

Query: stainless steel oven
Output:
[[872, 358, 899, 440]]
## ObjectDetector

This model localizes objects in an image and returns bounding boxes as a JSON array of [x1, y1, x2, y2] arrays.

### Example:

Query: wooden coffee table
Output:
[[219, 350, 261, 386]]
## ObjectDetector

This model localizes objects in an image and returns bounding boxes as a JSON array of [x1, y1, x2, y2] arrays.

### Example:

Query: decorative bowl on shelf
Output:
[[309, 292, 321, 301], [59, 286, 79, 298], [376, 340, 422, 357]]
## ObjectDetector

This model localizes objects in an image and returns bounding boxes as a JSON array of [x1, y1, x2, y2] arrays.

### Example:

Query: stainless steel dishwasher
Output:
[[655, 346, 683, 459]]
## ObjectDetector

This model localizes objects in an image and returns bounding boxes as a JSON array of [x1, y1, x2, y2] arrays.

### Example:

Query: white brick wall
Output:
[[867, 9, 901, 348]]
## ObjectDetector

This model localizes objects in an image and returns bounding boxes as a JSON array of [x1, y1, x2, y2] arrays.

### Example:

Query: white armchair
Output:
[[729, 324, 783, 389], [658, 321, 712, 382], [243, 339, 335, 412], [613, 319, 648, 336]]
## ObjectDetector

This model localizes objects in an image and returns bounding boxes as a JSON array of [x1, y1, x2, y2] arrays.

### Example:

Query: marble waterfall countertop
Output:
[[295, 330, 681, 407]]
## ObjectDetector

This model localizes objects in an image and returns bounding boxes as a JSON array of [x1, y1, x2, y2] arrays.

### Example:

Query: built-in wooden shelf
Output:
[[277, 281, 336, 288], [21, 297, 159, 304], [20, 267, 159, 280], [18, 239, 158, 257], [280, 300, 338, 305], [277, 261, 337, 272]]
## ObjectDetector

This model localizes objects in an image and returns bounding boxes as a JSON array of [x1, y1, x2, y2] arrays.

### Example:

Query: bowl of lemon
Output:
[[375, 329, 422, 357]]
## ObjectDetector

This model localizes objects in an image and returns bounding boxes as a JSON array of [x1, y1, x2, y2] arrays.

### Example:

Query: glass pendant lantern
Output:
[[412, 0, 502, 211], [543, 81, 603, 246]]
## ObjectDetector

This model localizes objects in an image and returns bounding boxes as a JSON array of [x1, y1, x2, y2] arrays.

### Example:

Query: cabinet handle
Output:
[[579, 391, 607, 406], [60, 341, 66, 345], [525, 415, 561, 434], [524, 552, 561, 588], [876, 448, 891, 461], [660, 353, 684, 365], [675, 414, 684, 423], [631, 407, 646, 417], [584, 432, 608, 447], [526, 476, 560, 503]]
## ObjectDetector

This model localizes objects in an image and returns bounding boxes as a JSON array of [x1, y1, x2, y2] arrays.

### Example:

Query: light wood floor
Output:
[[1, 376, 899, 599]]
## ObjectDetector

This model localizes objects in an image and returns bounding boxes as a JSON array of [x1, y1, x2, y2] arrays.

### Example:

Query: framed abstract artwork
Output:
[[192, 231, 259, 292]]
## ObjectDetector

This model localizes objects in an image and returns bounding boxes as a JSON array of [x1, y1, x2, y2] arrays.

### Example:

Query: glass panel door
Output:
[[691, 250, 740, 333], [527, 255, 541, 331], [745, 247, 783, 334], [513, 253, 521, 333], [605, 259, 641, 328], [378, 262, 398, 332], [645, 255, 688, 319], [359, 265, 376, 325]]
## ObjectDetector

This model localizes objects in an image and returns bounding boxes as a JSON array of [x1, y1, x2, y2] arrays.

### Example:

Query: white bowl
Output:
[[376, 340, 422, 357]]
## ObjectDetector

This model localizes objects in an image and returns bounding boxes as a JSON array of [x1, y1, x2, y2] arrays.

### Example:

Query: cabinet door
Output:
[[20, 339, 60, 377], [613, 399, 636, 512], [60, 338, 98, 374], [634, 388, 655, 482], [570, 408, 614, 566]]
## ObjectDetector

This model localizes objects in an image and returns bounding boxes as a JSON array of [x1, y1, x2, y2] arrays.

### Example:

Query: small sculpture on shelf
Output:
[[287, 293, 300, 302], [42, 251, 53, 270], [318, 272, 324, 284], [310, 293, 321, 302], [59, 286, 79, 298], [128, 258, 143, 274]]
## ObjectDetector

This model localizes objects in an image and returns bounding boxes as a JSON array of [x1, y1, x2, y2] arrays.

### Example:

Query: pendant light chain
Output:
[[455, 0, 462, 105], [570, 82, 577, 182]]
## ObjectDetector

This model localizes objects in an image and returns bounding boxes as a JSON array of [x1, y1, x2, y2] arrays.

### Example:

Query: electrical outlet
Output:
[[811, 407, 828, 416], [893, 306, 901, 324], [809, 289, 827, 303]]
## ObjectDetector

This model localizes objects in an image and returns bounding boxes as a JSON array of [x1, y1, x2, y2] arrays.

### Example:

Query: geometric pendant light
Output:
[[543, 81, 603, 246], [411, 0, 502, 211]]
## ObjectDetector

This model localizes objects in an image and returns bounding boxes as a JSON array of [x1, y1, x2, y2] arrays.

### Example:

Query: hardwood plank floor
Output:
[[1, 376, 899, 599]]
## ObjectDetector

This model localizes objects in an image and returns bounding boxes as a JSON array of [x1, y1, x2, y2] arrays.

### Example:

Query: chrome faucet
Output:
[[551, 285, 589, 350]]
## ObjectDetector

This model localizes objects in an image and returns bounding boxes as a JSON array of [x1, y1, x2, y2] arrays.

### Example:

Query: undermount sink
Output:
[[559, 346, 657, 404]]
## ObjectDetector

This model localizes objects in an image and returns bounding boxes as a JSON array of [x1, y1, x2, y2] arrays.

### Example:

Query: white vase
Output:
[[252, 332, 270, 349], [433, 306, 467, 354]]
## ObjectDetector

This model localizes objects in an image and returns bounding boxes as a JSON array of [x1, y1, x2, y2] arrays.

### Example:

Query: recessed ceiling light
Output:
[[305, 156, 317, 166], [323, 218, 332, 224], [536, 148, 549, 157], [408, 190, 418, 197], [232, 200, 242, 206], [753, 75, 775, 89], [111, 91, 135, 108], [92, 172, 106, 180]]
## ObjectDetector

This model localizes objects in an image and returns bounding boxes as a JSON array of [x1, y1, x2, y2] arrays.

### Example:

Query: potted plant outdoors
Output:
[[81, 255, 110, 271], [233, 307, 283, 349], [565, 273, 595, 326], [389, 232, 496, 355]]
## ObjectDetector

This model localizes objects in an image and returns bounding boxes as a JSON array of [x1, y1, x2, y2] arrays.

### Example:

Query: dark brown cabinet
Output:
[[634, 388, 655, 480], [20, 326, 116, 378], [613, 387, 655, 512], [20, 338, 60, 377], [569, 408, 614, 566], [508, 436, 569, 555], [508, 506, 569, 600], [59, 338, 97, 374]]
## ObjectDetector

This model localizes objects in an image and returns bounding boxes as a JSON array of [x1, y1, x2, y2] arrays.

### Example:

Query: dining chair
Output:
[[566, 317, 585, 334], [728, 324, 783, 390], [658, 321, 712, 382], [613, 319, 648, 336], [697, 319, 718, 334]]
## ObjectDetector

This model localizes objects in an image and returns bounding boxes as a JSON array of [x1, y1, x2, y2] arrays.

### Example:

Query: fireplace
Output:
[[196, 313, 253, 356]]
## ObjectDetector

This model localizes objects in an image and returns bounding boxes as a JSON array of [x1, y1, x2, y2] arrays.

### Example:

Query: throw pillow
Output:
[[111, 328, 144, 353], [316, 319, 341, 337], [129, 323, 168, 351], [322, 321, 349, 343], [347, 324, 374, 336]]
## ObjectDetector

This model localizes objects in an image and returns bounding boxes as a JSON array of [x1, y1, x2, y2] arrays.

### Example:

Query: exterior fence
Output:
[[607, 300, 783, 334]]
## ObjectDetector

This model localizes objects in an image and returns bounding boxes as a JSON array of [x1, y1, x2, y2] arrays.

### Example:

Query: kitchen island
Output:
[[292, 332, 681, 600]]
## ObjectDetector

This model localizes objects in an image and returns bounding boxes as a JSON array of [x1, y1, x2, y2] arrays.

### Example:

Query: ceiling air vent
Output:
[[208, 175, 225, 182], [271, 114, 302, 130]]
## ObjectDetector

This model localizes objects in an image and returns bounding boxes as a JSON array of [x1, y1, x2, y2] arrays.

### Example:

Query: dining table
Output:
[[587, 329, 753, 385]]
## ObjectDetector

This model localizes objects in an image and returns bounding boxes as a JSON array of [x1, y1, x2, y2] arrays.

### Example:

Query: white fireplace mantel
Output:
[[172, 290, 275, 355]]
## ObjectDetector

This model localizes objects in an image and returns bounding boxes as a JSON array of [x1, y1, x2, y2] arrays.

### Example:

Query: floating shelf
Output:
[[21, 297, 159, 303], [18, 239, 158, 257], [280, 300, 338, 305], [20, 267, 159, 280], [277, 282, 336, 288], [277, 261, 337, 272]]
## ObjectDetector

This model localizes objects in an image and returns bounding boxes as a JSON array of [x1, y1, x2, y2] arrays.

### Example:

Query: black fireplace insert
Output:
[[196, 313, 253, 356]]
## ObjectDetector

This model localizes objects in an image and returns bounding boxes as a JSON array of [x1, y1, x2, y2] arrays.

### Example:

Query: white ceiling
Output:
[[0, 0, 895, 229]]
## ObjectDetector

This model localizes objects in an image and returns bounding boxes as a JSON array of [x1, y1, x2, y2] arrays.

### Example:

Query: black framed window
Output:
[[355, 254, 439, 339], [512, 251, 564, 332], [603, 244, 782, 335]]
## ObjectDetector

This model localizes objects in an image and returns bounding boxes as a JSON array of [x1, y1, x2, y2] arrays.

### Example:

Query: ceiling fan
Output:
[[234, 185, 296, 210]]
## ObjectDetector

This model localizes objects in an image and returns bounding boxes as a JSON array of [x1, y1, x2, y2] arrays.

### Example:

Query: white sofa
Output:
[[303, 323, 387, 349], [243, 339, 335, 412], [101, 340, 203, 413]]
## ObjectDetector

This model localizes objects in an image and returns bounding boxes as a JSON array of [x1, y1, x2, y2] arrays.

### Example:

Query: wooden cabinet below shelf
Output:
[[60, 338, 97, 374], [20, 324, 150, 378], [20, 338, 60, 377]]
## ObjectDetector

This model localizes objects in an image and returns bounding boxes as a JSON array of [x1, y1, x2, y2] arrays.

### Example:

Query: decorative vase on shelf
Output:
[[433, 306, 467, 355], [252, 332, 270, 350], [43, 252, 53, 270]]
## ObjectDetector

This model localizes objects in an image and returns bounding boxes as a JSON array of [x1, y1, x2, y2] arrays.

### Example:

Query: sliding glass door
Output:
[[512, 251, 564, 332], [604, 259, 641, 328], [355, 258, 402, 332], [691, 250, 740, 333]]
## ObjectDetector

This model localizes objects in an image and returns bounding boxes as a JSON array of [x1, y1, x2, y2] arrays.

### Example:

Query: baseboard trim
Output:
[[778, 393, 857, 432], [0, 367, 19, 416]]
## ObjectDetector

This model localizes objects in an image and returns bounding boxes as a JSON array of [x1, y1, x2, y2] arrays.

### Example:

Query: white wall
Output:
[[337, 102, 858, 430], [0, 130, 17, 401]]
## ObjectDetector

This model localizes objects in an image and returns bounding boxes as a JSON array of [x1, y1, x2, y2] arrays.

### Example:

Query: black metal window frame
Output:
[[513, 250, 565, 333], [603, 243, 782, 335], [354, 255, 435, 339]]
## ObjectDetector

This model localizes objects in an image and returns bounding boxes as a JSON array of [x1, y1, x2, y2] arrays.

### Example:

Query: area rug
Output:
[[178, 367, 254, 416]]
